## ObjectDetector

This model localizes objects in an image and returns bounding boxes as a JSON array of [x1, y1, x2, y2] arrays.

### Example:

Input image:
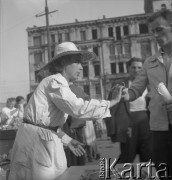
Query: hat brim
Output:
[[37, 50, 97, 78]]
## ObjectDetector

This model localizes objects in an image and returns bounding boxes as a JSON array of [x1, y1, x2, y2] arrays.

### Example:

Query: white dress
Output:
[[9, 73, 111, 180]]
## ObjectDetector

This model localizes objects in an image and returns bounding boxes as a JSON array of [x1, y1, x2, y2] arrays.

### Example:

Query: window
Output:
[[123, 25, 129, 36], [109, 44, 115, 55], [33, 36, 41, 46], [58, 33, 63, 43], [80, 30, 86, 41], [124, 43, 131, 58], [83, 85, 90, 95], [116, 26, 121, 40], [92, 29, 98, 39], [139, 24, 149, 34], [80, 47, 89, 62], [111, 63, 116, 74], [64, 32, 70, 41], [34, 52, 42, 65], [51, 34, 55, 43], [141, 41, 152, 59], [117, 44, 122, 56], [95, 84, 101, 95], [94, 64, 100, 76], [51, 49, 55, 58], [108, 27, 113, 37], [119, 62, 124, 73], [161, 3, 167, 10], [93, 47, 99, 56], [83, 65, 88, 78]]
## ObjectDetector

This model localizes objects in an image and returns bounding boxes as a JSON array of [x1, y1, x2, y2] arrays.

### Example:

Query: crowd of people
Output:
[[0, 8, 172, 180], [0, 96, 26, 129]]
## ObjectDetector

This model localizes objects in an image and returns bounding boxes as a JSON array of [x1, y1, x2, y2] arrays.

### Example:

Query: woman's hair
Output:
[[16, 96, 24, 103], [49, 53, 82, 75]]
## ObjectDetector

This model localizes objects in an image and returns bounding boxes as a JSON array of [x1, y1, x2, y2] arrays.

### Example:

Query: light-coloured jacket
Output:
[[9, 73, 111, 180], [24, 73, 111, 127], [130, 51, 171, 131]]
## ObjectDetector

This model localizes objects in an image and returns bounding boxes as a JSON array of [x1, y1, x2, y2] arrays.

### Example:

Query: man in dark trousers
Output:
[[123, 10, 172, 179], [106, 57, 152, 163], [119, 57, 152, 163]]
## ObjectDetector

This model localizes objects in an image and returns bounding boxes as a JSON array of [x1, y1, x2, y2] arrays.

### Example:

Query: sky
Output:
[[0, 0, 144, 103]]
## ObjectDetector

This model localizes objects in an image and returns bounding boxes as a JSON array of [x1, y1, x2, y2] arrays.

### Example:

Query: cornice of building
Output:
[[26, 13, 151, 34]]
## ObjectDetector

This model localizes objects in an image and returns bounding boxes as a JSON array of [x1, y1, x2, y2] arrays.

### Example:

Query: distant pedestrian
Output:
[[15, 96, 26, 119], [1, 98, 18, 125]]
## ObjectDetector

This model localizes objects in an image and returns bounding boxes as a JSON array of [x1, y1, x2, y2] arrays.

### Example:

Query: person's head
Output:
[[38, 42, 96, 82], [6, 98, 16, 109], [16, 96, 25, 105], [127, 57, 143, 80], [49, 53, 83, 82], [147, 9, 172, 48]]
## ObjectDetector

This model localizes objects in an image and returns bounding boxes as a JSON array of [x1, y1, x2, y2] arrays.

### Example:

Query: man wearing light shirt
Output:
[[118, 57, 152, 163]]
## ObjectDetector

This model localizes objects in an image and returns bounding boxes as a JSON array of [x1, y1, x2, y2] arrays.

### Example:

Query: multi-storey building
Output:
[[27, 13, 158, 99], [27, 0, 172, 99]]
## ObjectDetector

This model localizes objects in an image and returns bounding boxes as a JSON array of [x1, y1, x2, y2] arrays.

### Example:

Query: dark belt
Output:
[[23, 118, 59, 132]]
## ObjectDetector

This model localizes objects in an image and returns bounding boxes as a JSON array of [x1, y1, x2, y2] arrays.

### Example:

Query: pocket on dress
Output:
[[34, 132, 54, 168], [13, 149, 29, 167]]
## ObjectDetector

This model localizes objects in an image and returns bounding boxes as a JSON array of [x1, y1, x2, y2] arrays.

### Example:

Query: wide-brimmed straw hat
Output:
[[38, 42, 97, 77]]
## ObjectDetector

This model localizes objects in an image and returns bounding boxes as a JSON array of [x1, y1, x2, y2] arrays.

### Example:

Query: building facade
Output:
[[27, 13, 158, 99]]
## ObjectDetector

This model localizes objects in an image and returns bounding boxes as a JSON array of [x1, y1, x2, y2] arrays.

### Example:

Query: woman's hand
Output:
[[121, 88, 130, 101], [68, 139, 86, 156], [109, 85, 124, 108], [111, 84, 124, 102]]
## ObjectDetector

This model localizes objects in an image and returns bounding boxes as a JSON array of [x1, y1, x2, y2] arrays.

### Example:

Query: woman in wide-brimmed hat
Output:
[[8, 42, 123, 180]]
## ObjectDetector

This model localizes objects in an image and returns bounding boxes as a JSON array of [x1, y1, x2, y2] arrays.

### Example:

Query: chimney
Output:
[[75, 19, 79, 23], [144, 0, 153, 13], [103, 15, 106, 19]]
